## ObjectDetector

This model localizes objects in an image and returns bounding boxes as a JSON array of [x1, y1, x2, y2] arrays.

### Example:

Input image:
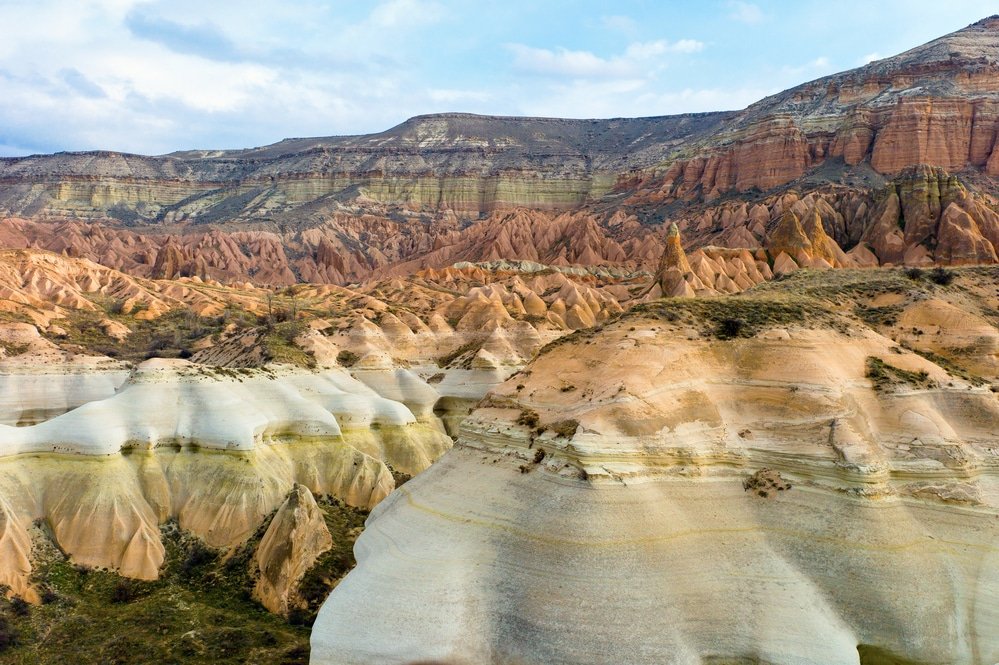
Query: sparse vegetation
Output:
[[0, 522, 311, 664], [0, 496, 371, 664], [0, 615, 18, 653], [109, 578, 148, 604], [854, 303, 903, 328], [929, 266, 954, 286], [632, 295, 828, 340], [516, 409, 540, 429], [59, 306, 233, 363], [865, 356, 935, 392], [0, 341, 29, 357], [261, 321, 314, 368], [717, 317, 746, 339], [336, 350, 361, 367], [546, 419, 579, 439], [902, 345, 988, 386], [435, 341, 479, 368], [743, 468, 792, 498]]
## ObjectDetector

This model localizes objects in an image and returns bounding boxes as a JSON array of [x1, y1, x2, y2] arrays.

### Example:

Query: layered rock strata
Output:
[[0, 358, 451, 598], [2, 21, 999, 288], [312, 288, 999, 665]]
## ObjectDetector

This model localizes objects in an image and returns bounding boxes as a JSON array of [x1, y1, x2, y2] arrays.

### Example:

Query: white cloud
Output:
[[780, 56, 835, 79], [671, 39, 705, 54], [508, 38, 703, 79], [859, 51, 883, 64], [600, 15, 638, 35], [427, 88, 493, 104], [517, 80, 770, 119], [625, 39, 705, 58], [728, 1, 764, 24], [367, 0, 445, 29], [508, 44, 634, 78], [0, 0, 461, 154]]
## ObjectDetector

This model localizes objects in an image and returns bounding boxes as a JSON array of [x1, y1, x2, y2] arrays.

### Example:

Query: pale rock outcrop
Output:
[[0, 358, 457, 588], [312, 304, 999, 665]]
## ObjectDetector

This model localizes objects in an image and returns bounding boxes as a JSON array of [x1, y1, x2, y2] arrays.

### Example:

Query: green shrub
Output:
[[718, 318, 745, 339], [929, 267, 954, 286], [336, 350, 360, 367], [516, 409, 540, 429]]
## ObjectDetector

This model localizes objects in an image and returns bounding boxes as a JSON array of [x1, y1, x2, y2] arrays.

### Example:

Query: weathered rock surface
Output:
[[254, 484, 333, 616], [312, 278, 999, 665], [2, 20, 999, 287]]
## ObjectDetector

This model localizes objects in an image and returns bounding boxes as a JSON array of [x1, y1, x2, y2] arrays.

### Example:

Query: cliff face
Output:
[[2, 19, 999, 283], [0, 112, 731, 221], [645, 16, 999, 199], [311, 270, 999, 665]]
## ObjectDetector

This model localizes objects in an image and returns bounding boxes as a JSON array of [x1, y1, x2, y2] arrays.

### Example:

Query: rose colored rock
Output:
[[936, 203, 999, 264]]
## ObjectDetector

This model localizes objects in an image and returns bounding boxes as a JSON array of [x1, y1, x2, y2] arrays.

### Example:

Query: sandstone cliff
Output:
[[312, 268, 999, 665], [2, 20, 999, 285]]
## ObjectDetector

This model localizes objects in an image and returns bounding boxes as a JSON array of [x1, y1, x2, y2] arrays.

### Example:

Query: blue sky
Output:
[[0, 0, 993, 156]]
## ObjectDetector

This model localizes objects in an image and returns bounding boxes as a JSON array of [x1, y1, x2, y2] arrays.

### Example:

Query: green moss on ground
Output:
[[0, 497, 369, 665], [632, 295, 831, 339]]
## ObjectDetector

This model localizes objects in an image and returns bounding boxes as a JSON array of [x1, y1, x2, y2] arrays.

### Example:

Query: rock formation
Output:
[[311, 270, 999, 664], [0, 246, 644, 597], [254, 484, 333, 616], [644, 223, 696, 297], [0, 17, 998, 661], [0, 20, 998, 286]]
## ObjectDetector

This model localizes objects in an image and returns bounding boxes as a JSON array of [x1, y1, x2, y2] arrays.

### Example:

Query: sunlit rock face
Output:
[[0, 358, 453, 596], [312, 298, 999, 665], [253, 484, 333, 616], [4, 21, 999, 290]]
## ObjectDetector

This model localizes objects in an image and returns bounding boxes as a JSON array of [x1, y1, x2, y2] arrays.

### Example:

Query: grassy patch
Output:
[[57, 306, 241, 362], [865, 356, 935, 392], [0, 341, 29, 357], [2, 524, 309, 665], [632, 296, 829, 339], [854, 303, 903, 328], [902, 345, 988, 386], [261, 321, 315, 368], [288, 497, 367, 628], [2, 496, 370, 664]]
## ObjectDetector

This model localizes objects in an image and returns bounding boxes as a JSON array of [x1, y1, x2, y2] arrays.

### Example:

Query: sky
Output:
[[0, 0, 993, 156]]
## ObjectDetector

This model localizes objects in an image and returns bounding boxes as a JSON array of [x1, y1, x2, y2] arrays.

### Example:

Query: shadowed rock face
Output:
[[2, 20, 999, 284]]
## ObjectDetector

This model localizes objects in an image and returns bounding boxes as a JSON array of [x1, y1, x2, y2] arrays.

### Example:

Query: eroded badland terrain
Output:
[[0, 16, 998, 665]]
